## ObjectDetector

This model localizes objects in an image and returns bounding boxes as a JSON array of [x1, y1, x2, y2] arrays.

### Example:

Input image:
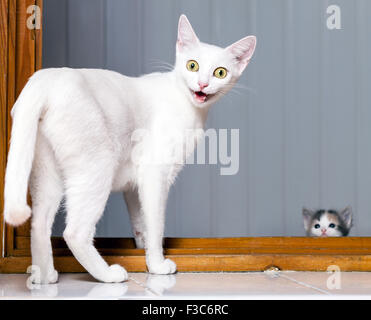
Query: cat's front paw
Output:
[[147, 258, 177, 275], [47, 270, 59, 284], [32, 269, 59, 285], [100, 264, 128, 283]]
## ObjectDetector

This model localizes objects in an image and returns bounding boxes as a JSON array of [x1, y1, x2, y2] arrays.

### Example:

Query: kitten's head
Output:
[[174, 15, 256, 108], [302, 207, 353, 237]]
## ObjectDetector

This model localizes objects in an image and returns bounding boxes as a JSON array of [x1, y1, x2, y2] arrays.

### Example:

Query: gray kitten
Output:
[[302, 207, 353, 237]]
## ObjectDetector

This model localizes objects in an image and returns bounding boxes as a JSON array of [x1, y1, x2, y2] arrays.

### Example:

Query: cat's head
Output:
[[174, 15, 256, 108], [302, 207, 353, 237]]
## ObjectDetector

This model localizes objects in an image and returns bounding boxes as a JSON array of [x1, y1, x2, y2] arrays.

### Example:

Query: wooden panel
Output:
[[13, 245, 371, 258], [15, 0, 35, 96], [12, 235, 371, 255], [0, 0, 8, 258], [3, 253, 371, 273], [13, 236, 371, 249], [3, 0, 42, 254], [5, 0, 16, 257], [19, 236, 371, 249], [35, 0, 42, 70], [12, 0, 38, 239]]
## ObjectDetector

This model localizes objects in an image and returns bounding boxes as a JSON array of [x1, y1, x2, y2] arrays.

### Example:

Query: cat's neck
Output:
[[138, 69, 211, 128], [170, 70, 211, 126]]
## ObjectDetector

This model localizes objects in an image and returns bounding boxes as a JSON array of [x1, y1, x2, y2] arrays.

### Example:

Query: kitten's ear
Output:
[[177, 15, 199, 51], [302, 207, 314, 230], [226, 36, 257, 75], [340, 206, 353, 229]]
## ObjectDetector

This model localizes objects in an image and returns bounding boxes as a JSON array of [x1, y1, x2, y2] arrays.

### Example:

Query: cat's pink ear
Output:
[[226, 36, 257, 74], [177, 15, 199, 51]]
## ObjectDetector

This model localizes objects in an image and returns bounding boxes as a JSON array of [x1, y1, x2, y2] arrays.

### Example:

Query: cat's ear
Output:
[[177, 15, 199, 51], [340, 206, 353, 229], [302, 207, 314, 230], [226, 36, 257, 75]]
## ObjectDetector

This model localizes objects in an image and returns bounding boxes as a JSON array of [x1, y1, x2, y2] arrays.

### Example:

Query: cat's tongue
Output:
[[194, 91, 207, 103]]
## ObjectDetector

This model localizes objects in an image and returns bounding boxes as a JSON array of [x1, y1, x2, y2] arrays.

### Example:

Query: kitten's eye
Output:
[[186, 60, 199, 72], [314, 224, 320, 229], [329, 223, 336, 228], [214, 67, 227, 79]]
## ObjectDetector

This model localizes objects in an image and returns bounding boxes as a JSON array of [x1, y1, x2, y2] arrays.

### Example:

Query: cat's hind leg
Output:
[[63, 156, 128, 283], [30, 134, 63, 284], [124, 188, 145, 248]]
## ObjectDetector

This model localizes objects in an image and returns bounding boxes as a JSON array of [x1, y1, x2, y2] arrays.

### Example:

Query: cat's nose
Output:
[[321, 228, 327, 233], [198, 82, 209, 90]]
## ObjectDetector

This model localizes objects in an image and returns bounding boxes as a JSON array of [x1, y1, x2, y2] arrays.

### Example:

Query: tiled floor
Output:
[[0, 271, 371, 299]]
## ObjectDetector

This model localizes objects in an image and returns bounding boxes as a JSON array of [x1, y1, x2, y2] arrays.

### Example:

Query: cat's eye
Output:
[[186, 60, 199, 72], [329, 223, 336, 228], [314, 224, 320, 229], [214, 67, 227, 79]]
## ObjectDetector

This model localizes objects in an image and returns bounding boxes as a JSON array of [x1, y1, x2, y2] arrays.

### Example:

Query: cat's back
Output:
[[31, 67, 131, 96], [30, 67, 135, 124], [27, 68, 136, 154]]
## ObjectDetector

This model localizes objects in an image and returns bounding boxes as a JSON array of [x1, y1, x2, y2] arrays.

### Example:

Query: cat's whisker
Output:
[[225, 83, 256, 94], [219, 87, 245, 98], [147, 59, 174, 72]]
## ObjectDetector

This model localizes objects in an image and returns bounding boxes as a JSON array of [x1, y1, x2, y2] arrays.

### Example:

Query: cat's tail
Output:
[[3, 73, 45, 226]]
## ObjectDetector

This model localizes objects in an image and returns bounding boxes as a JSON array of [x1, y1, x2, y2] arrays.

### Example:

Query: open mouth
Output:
[[190, 88, 216, 104], [194, 91, 207, 103], [191, 90, 213, 104]]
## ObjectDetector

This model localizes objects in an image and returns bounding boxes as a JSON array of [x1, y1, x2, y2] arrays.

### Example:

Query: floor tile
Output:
[[129, 272, 326, 298], [0, 273, 145, 299], [0, 272, 370, 299], [281, 271, 371, 296]]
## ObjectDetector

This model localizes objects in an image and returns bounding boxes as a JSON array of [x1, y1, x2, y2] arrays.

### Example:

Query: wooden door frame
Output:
[[2, 236, 371, 273], [2, 0, 371, 274]]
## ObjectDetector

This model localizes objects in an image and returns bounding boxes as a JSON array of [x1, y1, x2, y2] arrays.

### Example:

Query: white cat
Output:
[[3, 15, 256, 283]]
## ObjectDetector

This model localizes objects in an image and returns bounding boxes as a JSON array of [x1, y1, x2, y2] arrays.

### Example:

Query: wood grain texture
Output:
[[0, 0, 8, 258], [13, 236, 371, 251], [12, 246, 371, 258], [6, 236, 371, 272], [2, 0, 43, 255], [6, 0, 41, 247], [35, 0, 42, 70], [2, 253, 371, 273], [5, 0, 16, 257], [15, 0, 35, 96]]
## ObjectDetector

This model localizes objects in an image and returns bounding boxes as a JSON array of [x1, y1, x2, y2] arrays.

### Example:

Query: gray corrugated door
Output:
[[43, 0, 371, 237]]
